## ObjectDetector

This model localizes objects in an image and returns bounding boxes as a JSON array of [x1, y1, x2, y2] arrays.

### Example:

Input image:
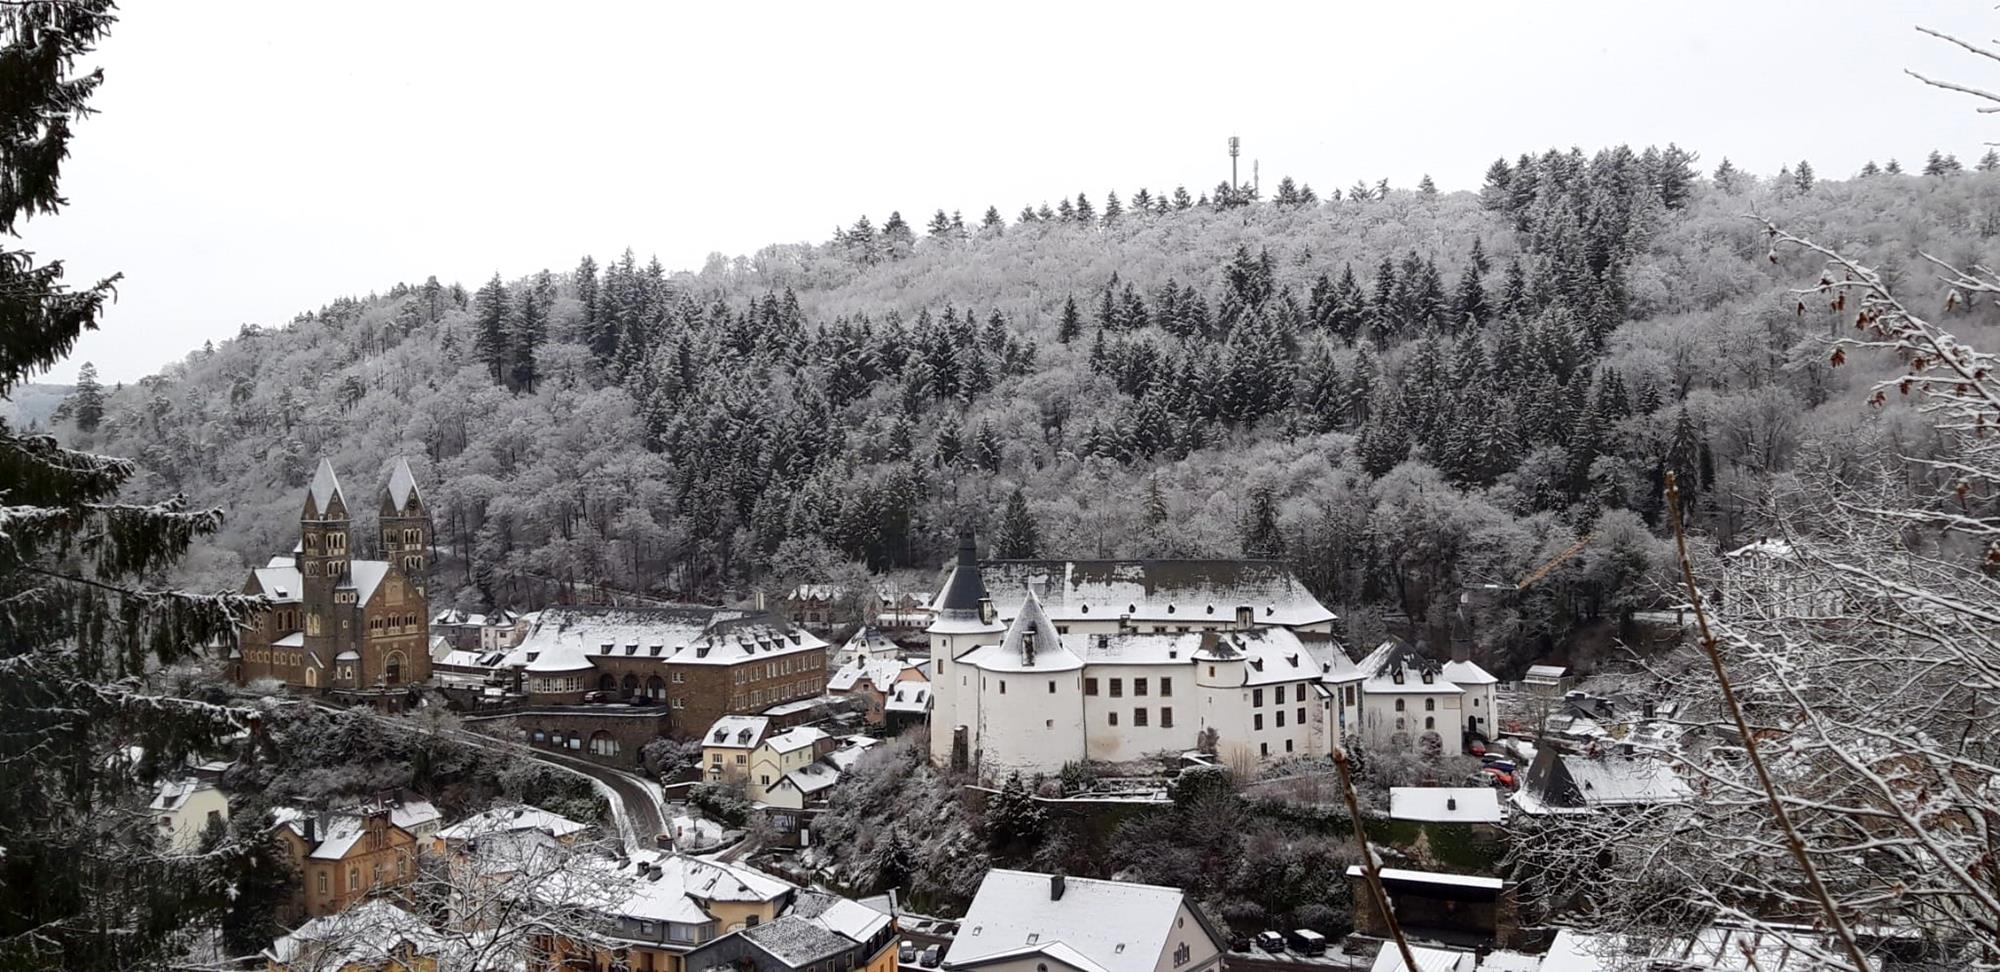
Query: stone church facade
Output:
[[233, 458, 433, 702]]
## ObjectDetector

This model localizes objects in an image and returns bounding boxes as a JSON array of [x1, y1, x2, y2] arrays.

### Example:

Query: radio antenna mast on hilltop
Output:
[[1229, 135, 1239, 188]]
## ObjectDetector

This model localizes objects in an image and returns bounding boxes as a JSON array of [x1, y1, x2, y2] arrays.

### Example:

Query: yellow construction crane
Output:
[[1516, 533, 1593, 591]]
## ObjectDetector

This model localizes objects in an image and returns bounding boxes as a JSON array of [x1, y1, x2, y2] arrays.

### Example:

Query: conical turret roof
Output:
[[306, 459, 346, 519]]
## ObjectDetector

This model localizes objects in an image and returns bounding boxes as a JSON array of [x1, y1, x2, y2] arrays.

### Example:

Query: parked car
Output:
[[918, 945, 941, 967], [1479, 767, 1517, 788], [899, 942, 916, 963], [1228, 933, 1251, 953], [582, 690, 612, 703], [1254, 931, 1287, 954], [1480, 757, 1516, 773], [1287, 929, 1327, 956], [1340, 935, 1367, 956]]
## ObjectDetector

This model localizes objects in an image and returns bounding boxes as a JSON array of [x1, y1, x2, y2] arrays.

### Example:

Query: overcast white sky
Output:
[[19, 0, 1988, 384]]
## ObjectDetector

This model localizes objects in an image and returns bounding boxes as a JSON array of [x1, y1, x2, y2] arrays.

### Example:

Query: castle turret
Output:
[[379, 458, 431, 597], [927, 527, 1006, 771]]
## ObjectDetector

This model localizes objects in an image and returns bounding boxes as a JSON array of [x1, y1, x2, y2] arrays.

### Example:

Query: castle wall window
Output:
[[1160, 678, 1172, 697], [1134, 678, 1148, 696], [1134, 708, 1147, 727], [1084, 678, 1098, 696], [1160, 707, 1173, 728], [1425, 698, 1435, 711]]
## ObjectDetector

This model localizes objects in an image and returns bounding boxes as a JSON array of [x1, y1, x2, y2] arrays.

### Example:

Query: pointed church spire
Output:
[[305, 458, 346, 520], [384, 457, 421, 513]]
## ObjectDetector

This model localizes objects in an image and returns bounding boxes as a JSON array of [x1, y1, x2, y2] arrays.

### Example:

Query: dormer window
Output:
[[1392, 669, 1404, 685], [1421, 670, 1434, 684]]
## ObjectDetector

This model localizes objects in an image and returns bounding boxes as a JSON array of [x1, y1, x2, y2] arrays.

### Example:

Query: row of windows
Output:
[[534, 675, 586, 694], [313, 854, 408, 896], [730, 653, 826, 684], [1393, 698, 1439, 712], [740, 680, 817, 707], [1393, 716, 1439, 732], [304, 531, 348, 553], [367, 613, 421, 633], [244, 648, 304, 668], [1258, 739, 1296, 757], [1104, 707, 1173, 728], [1251, 707, 1309, 731], [1083, 677, 1173, 698]]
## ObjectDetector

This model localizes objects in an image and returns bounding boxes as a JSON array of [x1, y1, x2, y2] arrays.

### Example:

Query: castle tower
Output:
[[379, 458, 431, 598], [300, 458, 351, 671], [927, 527, 1005, 771]]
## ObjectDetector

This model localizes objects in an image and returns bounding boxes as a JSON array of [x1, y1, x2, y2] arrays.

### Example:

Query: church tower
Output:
[[300, 458, 351, 669], [379, 457, 431, 598]]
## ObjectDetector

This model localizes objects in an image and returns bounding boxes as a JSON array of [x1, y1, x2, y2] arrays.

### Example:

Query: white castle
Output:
[[925, 532, 1497, 781]]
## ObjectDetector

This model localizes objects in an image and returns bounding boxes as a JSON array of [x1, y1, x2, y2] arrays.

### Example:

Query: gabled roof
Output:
[[1368, 943, 1476, 972], [946, 869, 1218, 972], [781, 761, 842, 797], [597, 851, 795, 924], [251, 565, 302, 603], [885, 682, 930, 714], [437, 804, 589, 842], [1517, 749, 1692, 813], [305, 458, 345, 519], [1440, 659, 1498, 686], [978, 559, 1338, 629], [705, 715, 771, 750], [385, 457, 421, 512], [792, 890, 892, 943], [263, 899, 441, 968], [766, 726, 829, 755], [339, 559, 392, 603], [150, 778, 216, 813], [741, 913, 856, 966], [1358, 639, 1459, 695]]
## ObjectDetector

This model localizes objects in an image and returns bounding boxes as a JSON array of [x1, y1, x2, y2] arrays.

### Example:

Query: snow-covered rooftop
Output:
[[149, 778, 215, 813], [264, 900, 440, 968], [386, 457, 421, 512], [1368, 943, 1475, 972], [596, 851, 794, 924], [1342, 866, 1504, 891], [766, 726, 829, 755], [437, 804, 588, 842], [742, 914, 855, 966], [337, 559, 393, 604], [705, 715, 771, 749], [978, 559, 1338, 630], [885, 682, 930, 714], [1357, 640, 1462, 695], [959, 589, 1084, 674], [251, 565, 302, 603], [1388, 787, 1504, 824], [305, 458, 345, 519], [946, 869, 1205, 972]]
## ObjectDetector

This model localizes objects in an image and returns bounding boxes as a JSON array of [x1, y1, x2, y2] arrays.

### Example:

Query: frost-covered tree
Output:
[[0, 5, 267, 966], [65, 361, 105, 432], [995, 488, 1040, 559]]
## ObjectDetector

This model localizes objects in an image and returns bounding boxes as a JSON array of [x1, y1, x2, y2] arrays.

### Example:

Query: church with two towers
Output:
[[232, 458, 434, 701]]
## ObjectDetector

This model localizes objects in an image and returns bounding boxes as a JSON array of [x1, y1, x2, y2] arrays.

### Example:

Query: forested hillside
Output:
[[66, 149, 2000, 675]]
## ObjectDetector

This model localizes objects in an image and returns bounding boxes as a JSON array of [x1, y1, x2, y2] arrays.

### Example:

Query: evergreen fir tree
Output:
[[1241, 486, 1285, 559], [1713, 157, 1739, 193], [1102, 190, 1122, 224], [870, 824, 917, 892], [1074, 193, 1095, 224], [985, 771, 1046, 856], [572, 255, 598, 331], [1418, 173, 1439, 196], [1349, 180, 1374, 202], [1794, 159, 1815, 194], [1925, 150, 1950, 176], [996, 488, 1041, 558], [1056, 198, 1076, 221], [1982, 150, 2000, 172], [1275, 176, 1301, 206], [1143, 475, 1170, 527], [1018, 204, 1038, 224], [67, 361, 104, 432], [1131, 188, 1152, 212], [0, 7, 266, 965], [1859, 160, 1881, 177], [1482, 158, 1513, 209], [926, 208, 953, 239], [982, 205, 1005, 233], [509, 275, 547, 393], [1058, 294, 1083, 344], [1172, 186, 1193, 210], [974, 419, 1003, 472], [1297, 182, 1319, 205], [1885, 158, 1904, 174], [881, 211, 916, 258], [474, 273, 510, 384], [1038, 203, 1056, 221]]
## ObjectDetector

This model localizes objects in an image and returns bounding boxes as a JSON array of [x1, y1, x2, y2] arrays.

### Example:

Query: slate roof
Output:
[[306, 458, 345, 518], [596, 851, 794, 924], [338, 559, 392, 604], [766, 726, 829, 755], [978, 559, 1337, 629], [263, 899, 441, 968], [705, 715, 771, 750], [1368, 943, 1475, 972], [1440, 659, 1498, 686], [508, 605, 825, 671], [792, 890, 892, 942], [252, 565, 303, 603], [743, 914, 857, 966], [386, 457, 421, 511], [1516, 749, 1692, 814], [1357, 640, 1460, 695], [958, 589, 1083, 674], [781, 761, 842, 797], [437, 804, 589, 842], [884, 682, 930, 714], [946, 869, 1212, 972]]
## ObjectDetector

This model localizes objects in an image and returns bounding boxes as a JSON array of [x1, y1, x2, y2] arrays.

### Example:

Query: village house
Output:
[[262, 898, 446, 972], [233, 458, 433, 704], [150, 778, 228, 852], [681, 890, 898, 972], [432, 803, 591, 857], [1354, 640, 1498, 756], [873, 587, 935, 632], [538, 851, 796, 972], [831, 627, 905, 668], [272, 800, 432, 920], [1345, 867, 1520, 948], [785, 584, 849, 631], [943, 869, 1226, 972], [883, 678, 931, 734], [828, 655, 928, 726], [700, 716, 839, 804]]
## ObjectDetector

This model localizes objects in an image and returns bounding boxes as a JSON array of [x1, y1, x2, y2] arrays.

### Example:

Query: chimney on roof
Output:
[[304, 815, 317, 844], [648, 864, 664, 882], [1446, 797, 1457, 811], [1050, 872, 1066, 901], [1198, 630, 1218, 654], [979, 595, 995, 626]]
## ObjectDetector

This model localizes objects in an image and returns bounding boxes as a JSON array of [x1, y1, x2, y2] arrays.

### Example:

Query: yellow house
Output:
[[150, 778, 229, 852], [535, 851, 796, 972], [263, 899, 444, 972]]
